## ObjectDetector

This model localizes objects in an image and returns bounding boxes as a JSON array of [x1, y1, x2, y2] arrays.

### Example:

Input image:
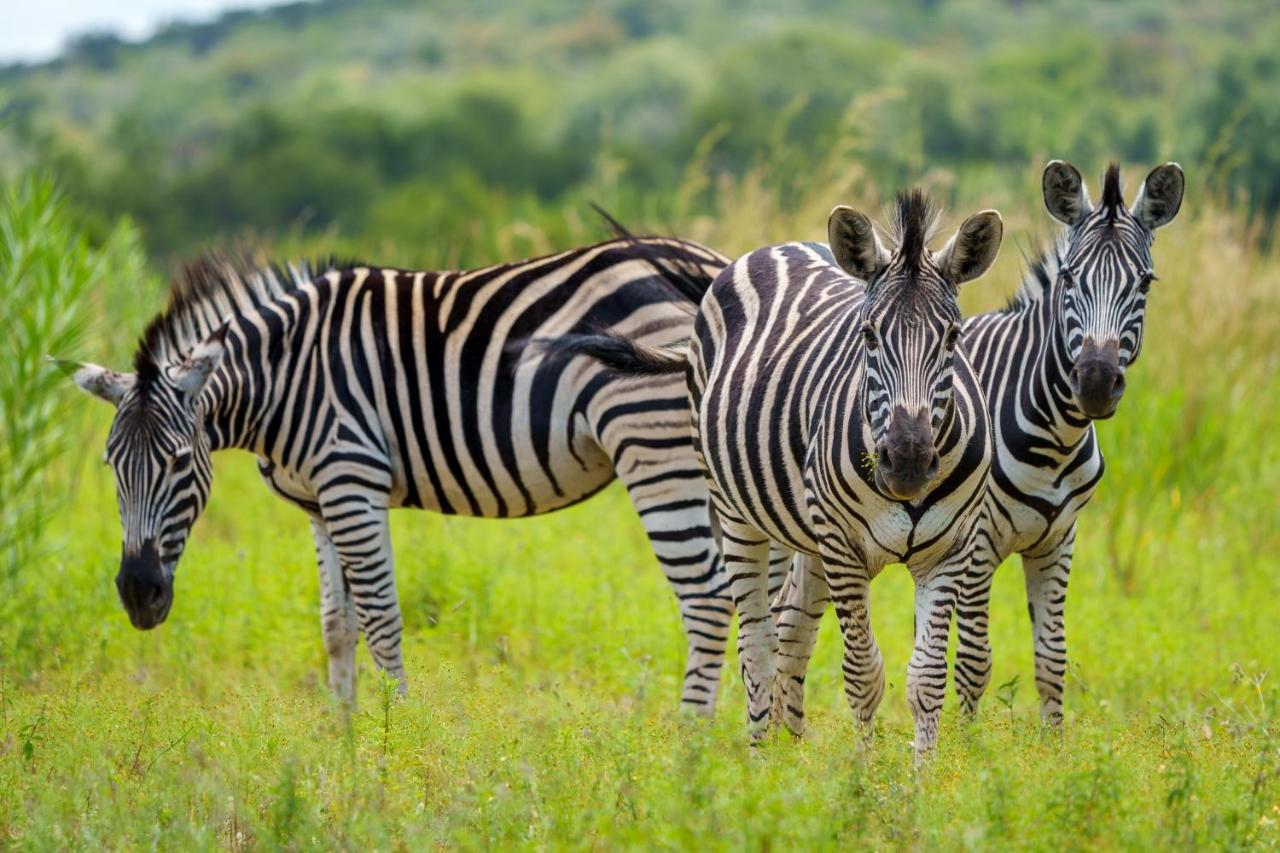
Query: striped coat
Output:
[[65, 234, 740, 711], [771, 162, 1185, 728], [550, 193, 1004, 753]]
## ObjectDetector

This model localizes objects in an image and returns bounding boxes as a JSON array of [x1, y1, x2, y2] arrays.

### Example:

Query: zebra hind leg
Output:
[[771, 552, 828, 737], [634, 493, 734, 717]]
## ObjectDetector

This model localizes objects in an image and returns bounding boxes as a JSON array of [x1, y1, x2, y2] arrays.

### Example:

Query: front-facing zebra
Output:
[[552, 193, 1003, 753], [772, 161, 1185, 727], [58, 234, 739, 712]]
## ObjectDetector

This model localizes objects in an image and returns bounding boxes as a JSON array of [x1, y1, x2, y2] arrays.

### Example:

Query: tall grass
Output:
[[0, 178, 148, 661]]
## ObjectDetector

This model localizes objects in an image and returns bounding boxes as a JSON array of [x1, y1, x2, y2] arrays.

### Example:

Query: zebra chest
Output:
[[990, 436, 1104, 555], [802, 457, 984, 572]]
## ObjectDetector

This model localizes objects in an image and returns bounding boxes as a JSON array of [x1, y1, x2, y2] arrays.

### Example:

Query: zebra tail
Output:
[[529, 331, 688, 376]]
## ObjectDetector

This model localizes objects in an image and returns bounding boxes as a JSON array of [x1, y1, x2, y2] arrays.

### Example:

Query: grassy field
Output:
[[2, 191, 1280, 849]]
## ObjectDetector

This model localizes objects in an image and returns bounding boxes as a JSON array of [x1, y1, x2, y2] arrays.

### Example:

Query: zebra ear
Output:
[[828, 205, 889, 281], [935, 210, 1003, 286], [49, 358, 135, 406], [168, 320, 230, 400], [1132, 163, 1184, 231], [1043, 160, 1091, 226]]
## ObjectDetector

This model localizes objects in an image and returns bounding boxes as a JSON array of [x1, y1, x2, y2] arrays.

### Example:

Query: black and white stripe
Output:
[[950, 161, 1184, 722], [771, 162, 1185, 728], [550, 193, 1003, 753], [65, 234, 742, 712]]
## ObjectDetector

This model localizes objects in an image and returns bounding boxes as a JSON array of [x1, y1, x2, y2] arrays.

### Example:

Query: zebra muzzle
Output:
[[116, 540, 173, 630], [875, 407, 941, 501], [1070, 338, 1125, 419]]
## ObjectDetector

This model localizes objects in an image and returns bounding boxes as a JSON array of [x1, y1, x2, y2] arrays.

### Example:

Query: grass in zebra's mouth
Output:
[[3, 197, 1280, 847]]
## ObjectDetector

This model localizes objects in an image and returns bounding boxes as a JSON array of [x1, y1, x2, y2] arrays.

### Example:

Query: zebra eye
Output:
[[945, 327, 961, 350], [170, 449, 192, 473], [1138, 272, 1157, 294], [861, 325, 878, 350], [1060, 269, 1075, 288]]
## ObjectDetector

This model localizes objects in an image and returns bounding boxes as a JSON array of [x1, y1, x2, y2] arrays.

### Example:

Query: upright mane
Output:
[[1001, 232, 1069, 313], [1100, 162, 1124, 222], [885, 189, 940, 273], [132, 253, 357, 386]]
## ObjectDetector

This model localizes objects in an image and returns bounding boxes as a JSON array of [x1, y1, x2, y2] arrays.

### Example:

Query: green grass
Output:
[[1, 437, 1277, 849], [2, 196, 1280, 848]]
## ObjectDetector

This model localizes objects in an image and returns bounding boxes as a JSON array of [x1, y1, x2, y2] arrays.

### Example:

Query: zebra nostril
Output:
[[926, 452, 941, 478], [1111, 372, 1126, 399], [876, 445, 893, 473], [148, 582, 166, 608]]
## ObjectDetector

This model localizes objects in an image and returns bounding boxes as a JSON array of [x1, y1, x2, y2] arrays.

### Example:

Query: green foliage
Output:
[[4, 0, 1279, 259], [0, 179, 146, 601], [0, 182, 1277, 845]]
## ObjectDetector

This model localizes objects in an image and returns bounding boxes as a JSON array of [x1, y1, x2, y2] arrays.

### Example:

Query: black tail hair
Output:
[[589, 203, 722, 306], [527, 330, 687, 376]]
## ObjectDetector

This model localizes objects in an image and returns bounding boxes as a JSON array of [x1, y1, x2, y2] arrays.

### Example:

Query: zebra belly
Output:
[[381, 404, 616, 518]]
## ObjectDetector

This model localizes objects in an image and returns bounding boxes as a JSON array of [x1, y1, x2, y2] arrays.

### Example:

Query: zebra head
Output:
[[60, 322, 229, 629], [829, 191, 1003, 500], [1042, 160, 1184, 419]]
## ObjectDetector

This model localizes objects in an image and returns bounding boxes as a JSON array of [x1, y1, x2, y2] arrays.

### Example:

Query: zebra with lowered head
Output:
[[58, 233, 742, 712], [551, 192, 1003, 753], [771, 161, 1185, 728]]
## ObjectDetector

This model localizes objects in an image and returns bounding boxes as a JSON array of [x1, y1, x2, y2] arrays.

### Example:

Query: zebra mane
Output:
[[1100, 162, 1124, 221], [132, 252, 358, 385], [885, 189, 940, 271], [1001, 232, 1068, 313]]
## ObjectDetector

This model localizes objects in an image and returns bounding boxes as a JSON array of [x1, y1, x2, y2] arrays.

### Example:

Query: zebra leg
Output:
[[310, 517, 359, 703], [771, 553, 828, 736], [953, 551, 999, 716], [907, 570, 961, 757], [318, 496, 406, 694], [629, 490, 733, 716], [1022, 525, 1076, 724], [766, 544, 794, 603], [823, 556, 884, 740], [718, 516, 776, 738]]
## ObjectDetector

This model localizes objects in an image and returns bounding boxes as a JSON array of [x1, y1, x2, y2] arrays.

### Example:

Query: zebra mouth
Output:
[[874, 464, 936, 502], [116, 545, 175, 630]]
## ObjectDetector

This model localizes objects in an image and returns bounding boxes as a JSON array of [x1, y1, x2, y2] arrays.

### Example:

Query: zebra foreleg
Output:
[[953, 549, 999, 717], [718, 515, 776, 739], [766, 544, 794, 603], [771, 552, 828, 736], [1022, 525, 1076, 725], [822, 551, 884, 744], [319, 496, 407, 695], [310, 518, 359, 703], [907, 565, 963, 758]]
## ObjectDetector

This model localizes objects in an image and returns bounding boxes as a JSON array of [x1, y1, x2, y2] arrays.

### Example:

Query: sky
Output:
[[1, 0, 292, 63]]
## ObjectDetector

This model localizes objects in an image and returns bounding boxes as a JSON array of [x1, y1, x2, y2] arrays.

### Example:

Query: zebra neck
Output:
[[1023, 293, 1094, 450], [200, 311, 289, 455]]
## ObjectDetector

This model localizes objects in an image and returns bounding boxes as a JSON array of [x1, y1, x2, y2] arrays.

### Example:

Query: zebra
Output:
[[770, 161, 1185, 728], [57, 233, 747, 712], [548, 192, 1004, 753]]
